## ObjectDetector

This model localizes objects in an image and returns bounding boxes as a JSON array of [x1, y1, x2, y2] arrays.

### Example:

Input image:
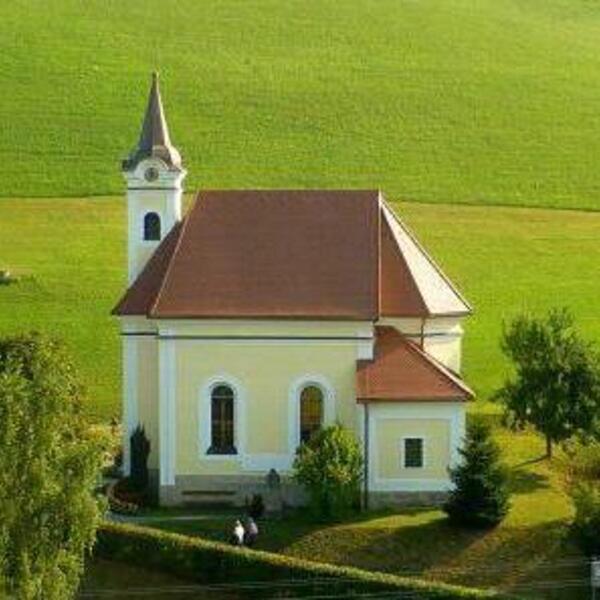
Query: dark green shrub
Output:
[[571, 482, 600, 556], [130, 425, 150, 491], [293, 424, 362, 521], [444, 420, 510, 528]]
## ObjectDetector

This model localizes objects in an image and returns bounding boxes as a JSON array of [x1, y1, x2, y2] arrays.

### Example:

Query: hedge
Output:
[[96, 522, 519, 599]]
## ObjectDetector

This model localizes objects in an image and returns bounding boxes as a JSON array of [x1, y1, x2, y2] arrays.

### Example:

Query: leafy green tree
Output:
[[293, 424, 363, 520], [444, 419, 510, 528], [0, 333, 105, 599], [496, 308, 600, 458]]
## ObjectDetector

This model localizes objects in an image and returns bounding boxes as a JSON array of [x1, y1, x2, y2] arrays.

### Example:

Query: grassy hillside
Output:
[[0, 197, 598, 420], [2, 0, 600, 208]]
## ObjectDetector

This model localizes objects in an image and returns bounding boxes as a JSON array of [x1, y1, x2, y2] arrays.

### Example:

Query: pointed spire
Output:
[[123, 72, 182, 172]]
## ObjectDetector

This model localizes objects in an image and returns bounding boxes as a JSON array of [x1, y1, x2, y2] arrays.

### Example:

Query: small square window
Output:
[[403, 438, 424, 468]]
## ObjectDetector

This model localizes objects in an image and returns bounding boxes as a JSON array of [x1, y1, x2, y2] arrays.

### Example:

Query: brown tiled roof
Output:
[[112, 222, 182, 316], [113, 190, 471, 319], [150, 190, 380, 319], [356, 327, 473, 402]]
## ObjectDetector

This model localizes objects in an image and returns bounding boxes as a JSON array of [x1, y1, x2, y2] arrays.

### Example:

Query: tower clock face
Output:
[[144, 167, 159, 182]]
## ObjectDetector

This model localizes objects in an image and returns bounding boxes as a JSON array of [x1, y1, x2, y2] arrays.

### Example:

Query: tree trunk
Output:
[[545, 436, 553, 459]]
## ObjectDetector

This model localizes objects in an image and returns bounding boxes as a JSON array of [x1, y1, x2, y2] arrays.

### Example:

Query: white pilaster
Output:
[[122, 336, 139, 476], [159, 336, 177, 486]]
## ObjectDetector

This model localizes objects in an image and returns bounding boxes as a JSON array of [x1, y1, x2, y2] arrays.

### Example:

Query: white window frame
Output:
[[199, 375, 246, 461], [401, 436, 426, 469], [288, 375, 335, 454]]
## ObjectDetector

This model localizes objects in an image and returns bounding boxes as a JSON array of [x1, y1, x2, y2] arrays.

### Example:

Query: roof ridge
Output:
[[380, 199, 472, 315]]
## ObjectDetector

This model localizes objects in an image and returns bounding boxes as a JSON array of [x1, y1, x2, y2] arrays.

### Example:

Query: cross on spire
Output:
[[122, 72, 182, 172]]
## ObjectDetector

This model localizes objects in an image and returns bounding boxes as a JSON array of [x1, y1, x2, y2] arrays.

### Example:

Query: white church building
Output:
[[113, 74, 473, 507]]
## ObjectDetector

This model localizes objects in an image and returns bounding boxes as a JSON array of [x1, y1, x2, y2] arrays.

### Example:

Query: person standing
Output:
[[230, 520, 245, 546], [244, 517, 259, 547]]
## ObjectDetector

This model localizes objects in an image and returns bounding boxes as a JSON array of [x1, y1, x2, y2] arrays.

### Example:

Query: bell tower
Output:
[[122, 73, 186, 284]]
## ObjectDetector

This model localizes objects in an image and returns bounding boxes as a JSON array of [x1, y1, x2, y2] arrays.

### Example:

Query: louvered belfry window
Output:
[[300, 385, 323, 444], [209, 385, 236, 454], [143, 212, 161, 241]]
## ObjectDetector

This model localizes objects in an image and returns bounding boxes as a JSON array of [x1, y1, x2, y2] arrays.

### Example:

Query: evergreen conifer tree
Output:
[[444, 419, 510, 528]]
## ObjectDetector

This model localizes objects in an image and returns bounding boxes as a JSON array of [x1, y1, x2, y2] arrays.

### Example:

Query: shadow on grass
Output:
[[509, 467, 550, 495], [324, 515, 585, 596]]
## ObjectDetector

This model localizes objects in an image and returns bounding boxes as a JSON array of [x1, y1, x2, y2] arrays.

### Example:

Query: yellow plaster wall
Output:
[[174, 340, 358, 475], [376, 418, 450, 480]]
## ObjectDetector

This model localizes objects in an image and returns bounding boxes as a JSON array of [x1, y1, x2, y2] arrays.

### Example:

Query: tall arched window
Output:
[[143, 212, 161, 241], [299, 385, 323, 444], [208, 384, 236, 455]]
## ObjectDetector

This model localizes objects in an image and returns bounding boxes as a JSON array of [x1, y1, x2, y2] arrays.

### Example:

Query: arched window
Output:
[[208, 384, 236, 455], [143, 212, 161, 241], [299, 385, 323, 444]]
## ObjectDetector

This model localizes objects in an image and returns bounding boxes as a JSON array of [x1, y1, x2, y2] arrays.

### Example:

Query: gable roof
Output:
[[356, 326, 473, 402], [113, 190, 470, 320]]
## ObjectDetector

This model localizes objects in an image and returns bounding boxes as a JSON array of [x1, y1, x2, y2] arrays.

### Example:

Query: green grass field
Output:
[[2, 0, 600, 209], [3, 2, 600, 594], [0, 197, 598, 420]]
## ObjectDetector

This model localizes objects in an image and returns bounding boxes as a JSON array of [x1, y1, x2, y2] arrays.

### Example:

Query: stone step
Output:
[[180, 489, 238, 507]]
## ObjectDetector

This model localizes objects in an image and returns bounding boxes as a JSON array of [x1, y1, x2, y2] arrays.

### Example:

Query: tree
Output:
[[293, 424, 363, 520], [130, 425, 151, 491], [444, 419, 510, 528], [496, 308, 600, 458], [0, 333, 105, 599]]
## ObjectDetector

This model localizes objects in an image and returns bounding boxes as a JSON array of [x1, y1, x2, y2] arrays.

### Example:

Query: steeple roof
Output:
[[122, 73, 182, 172]]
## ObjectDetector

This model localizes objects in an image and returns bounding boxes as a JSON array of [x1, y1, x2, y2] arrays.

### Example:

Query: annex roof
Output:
[[113, 190, 471, 319], [356, 327, 473, 402]]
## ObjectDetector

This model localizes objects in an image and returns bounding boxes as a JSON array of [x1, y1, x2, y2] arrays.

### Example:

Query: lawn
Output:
[[137, 424, 588, 599], [1, 197, 599, 419], [2, 0, 600, 210]]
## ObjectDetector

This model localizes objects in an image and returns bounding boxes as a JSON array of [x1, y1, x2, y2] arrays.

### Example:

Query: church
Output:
[[113, 74, 473, 507]]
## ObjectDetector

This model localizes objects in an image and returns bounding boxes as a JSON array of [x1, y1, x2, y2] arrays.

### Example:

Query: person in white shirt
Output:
[[230, 520, 245, 546]]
